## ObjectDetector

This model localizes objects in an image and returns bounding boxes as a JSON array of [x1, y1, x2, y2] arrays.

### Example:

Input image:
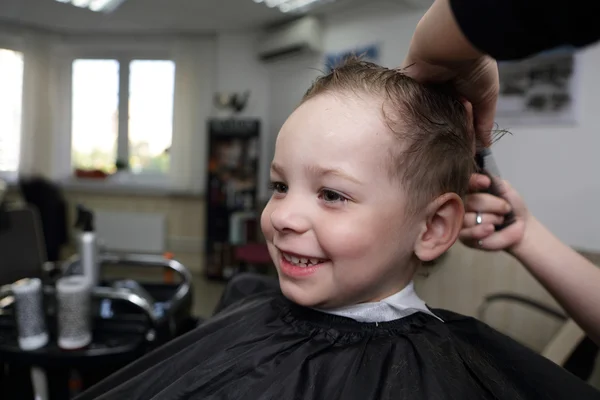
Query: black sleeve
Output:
[[450, 0, 600, 60]]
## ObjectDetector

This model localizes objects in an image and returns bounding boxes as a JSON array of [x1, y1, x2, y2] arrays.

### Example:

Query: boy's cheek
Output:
[[318, 222, 379, 259], [260, 206, 274, 240]]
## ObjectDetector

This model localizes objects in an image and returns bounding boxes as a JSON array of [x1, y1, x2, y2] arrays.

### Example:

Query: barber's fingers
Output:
[[468, 173, 491, 192], [493, 179, 524, 211], [465, 193, 511, 215], [461, 219, 526, 252], [461, 99, 476, 144], [463, 212, 504, 228], [459, 224, 495, 242]]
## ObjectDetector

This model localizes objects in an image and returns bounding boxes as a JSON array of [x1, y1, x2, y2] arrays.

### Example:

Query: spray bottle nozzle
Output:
[[75, 204, 94, 232]]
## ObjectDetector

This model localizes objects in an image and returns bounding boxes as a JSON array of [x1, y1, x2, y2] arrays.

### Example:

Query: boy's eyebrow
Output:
[[271, 162, 363, 185]]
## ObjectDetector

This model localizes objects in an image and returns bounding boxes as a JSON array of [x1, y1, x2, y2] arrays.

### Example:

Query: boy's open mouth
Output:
[[281, 252, 327, 268]]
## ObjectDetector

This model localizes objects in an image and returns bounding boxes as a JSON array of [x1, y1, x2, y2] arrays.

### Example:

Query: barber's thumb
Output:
[[493, 178, 511, 198], [479, 232, 514, 251], [469, 173, 491, 192]]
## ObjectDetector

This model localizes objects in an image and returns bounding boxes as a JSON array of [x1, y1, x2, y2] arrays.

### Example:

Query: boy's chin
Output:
[[278, 279, 348, 310], [279, 279, 331, 309]]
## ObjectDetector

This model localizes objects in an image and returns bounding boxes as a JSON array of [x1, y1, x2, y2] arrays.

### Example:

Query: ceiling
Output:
[[0, 0, 376, 34]]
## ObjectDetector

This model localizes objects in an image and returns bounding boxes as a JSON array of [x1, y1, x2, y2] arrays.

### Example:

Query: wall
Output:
[[215, 32, 271, 200], [265, 4, 600, 252], [491, 46, 600, 252], [63, 191, 206, 273], [0, 25, 59, 181]]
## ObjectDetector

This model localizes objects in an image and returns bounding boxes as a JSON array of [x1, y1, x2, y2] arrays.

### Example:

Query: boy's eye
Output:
[[320, 189, 348, 204], [269, 181, 288, 194]]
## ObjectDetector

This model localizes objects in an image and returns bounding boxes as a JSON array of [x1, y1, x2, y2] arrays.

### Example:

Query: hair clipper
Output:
[[474, 148, 516, 231]]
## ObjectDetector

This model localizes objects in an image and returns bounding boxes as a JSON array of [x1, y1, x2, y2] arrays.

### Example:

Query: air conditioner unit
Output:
[[402, 0, 434, 9], [257, 16, 323, 62]]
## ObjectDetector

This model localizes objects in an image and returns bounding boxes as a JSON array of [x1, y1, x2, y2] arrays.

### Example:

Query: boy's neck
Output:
[[314, 282, 443, 323]]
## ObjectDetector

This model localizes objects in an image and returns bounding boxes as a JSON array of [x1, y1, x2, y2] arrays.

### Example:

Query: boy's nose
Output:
[[269, 200, 311, 235]]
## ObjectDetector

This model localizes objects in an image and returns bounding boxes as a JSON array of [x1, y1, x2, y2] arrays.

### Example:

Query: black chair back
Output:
[[0, 206, 47, 286]]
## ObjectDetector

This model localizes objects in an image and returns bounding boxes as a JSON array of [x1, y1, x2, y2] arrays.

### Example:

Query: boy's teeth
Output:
[[283, 252, 323, 267]]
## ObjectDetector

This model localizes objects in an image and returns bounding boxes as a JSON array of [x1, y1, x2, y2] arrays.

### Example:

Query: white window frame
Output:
[[0, 35, 25, 184], [62, 43, 175, 186]]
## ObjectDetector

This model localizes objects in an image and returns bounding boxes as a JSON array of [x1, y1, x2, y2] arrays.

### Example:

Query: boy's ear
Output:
[[414, 193, 464, 262]]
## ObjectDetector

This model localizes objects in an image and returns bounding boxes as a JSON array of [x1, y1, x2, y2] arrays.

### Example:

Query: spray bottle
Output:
[[75, 205, 99, 287]]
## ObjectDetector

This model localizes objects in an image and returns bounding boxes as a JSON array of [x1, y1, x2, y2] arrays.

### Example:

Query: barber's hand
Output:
[[401, 0, 499, 146], [460, 174, 529, 252], [402, 57, 499, 146]]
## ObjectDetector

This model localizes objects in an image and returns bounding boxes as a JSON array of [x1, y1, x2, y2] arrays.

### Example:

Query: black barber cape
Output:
[[77, 292, 600, 400]]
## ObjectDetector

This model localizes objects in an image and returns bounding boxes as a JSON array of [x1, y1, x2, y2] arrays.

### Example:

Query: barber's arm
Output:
[[449, 0, 600, 61], [402, 0, 600, 145], [461, 174, 600, 345]]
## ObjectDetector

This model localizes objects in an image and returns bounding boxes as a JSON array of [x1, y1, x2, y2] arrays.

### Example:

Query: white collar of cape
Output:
[[315, 281, 443, 323]]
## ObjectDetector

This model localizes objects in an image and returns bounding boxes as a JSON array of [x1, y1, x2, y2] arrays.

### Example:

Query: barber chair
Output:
[[478, 293, 599, 382], [19, 176, 68, 263], [0, 206, 47, 286], [212, 271, 280, 315], [62, 253, 197, 342]]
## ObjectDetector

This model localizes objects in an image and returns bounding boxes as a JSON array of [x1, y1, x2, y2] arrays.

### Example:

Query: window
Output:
[[0, 49, 24, 173], [71, 58, 175, 175], [71, 59, 119, 173], [128, 60, 175, 174]]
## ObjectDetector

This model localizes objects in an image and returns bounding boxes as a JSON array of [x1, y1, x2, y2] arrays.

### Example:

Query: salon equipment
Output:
[[475, 147, 516, 230], [0, 254, 196, 399], [0, 283, 158, 399], [12, 278, 50, 400], [74, 205, 100, 287], [111, 279, 155, 307], [12, 278, 48, 351], [56, 276, 93, 350], [63, 252, 194, 341]]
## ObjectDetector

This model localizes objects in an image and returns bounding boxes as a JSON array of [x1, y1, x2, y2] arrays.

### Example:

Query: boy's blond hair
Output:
[[302, 57, 475, 214]]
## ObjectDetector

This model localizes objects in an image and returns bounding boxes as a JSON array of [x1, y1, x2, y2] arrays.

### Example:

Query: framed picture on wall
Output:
[[496, 47, 580, 127]]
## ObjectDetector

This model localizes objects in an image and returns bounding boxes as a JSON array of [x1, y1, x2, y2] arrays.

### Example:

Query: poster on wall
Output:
[[325, 44, 380, 71], [496, 47, 579, 126]]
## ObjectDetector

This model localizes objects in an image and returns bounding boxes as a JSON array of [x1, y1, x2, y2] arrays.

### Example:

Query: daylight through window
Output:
[[0, 49, 24, 173], [71, 58, 175, 175]]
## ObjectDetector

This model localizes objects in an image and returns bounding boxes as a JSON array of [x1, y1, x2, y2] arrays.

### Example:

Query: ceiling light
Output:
[[54, 0, 127, 13], [255, 0, 335, 13], [72, 0, 91, 7]]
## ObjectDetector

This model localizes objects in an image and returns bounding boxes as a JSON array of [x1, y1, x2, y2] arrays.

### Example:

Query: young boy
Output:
[[78, 59, 600, 399]]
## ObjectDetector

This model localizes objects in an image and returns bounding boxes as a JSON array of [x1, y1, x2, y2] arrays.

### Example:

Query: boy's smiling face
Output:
[[261, 93, 423, 309]]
